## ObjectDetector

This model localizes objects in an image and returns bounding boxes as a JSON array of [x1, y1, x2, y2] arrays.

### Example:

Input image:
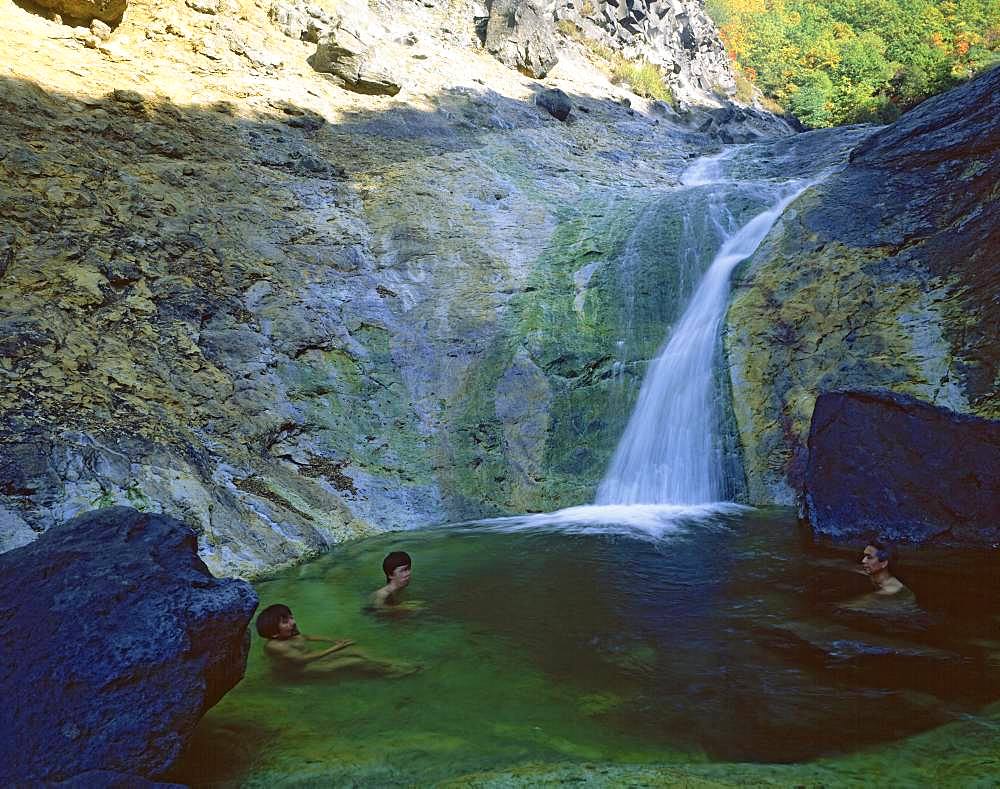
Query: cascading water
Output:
[[597, 153, 817, 506]]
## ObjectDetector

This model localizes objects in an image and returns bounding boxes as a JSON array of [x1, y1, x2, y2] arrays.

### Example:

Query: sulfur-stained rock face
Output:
[[725, 67, 1000, 504], [2, 0, 769, 576]]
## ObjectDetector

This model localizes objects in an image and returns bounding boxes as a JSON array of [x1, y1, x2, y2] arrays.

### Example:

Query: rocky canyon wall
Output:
[[725, 67, 1000, 505], [0, 0, 761, 575]]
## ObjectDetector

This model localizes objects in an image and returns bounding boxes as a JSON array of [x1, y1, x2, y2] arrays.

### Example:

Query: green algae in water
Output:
[[167, 508, 1000, 786]]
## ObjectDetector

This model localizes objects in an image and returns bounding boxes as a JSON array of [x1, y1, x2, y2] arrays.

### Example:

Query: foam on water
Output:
[[453, 502, 750, 541]]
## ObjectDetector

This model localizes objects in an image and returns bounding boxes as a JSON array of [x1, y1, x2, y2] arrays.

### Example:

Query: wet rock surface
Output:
[[802, 390, 1000, 546], [0, 506, 257, 784], [727, 66, 1000, 503]]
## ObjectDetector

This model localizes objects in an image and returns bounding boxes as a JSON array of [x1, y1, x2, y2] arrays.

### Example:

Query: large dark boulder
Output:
[[485, 0, 559, 79], [0, 507, 258, 784], [802, 390, 1000, 545]]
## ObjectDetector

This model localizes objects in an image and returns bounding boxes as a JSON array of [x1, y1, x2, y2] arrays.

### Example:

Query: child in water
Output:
[[256, 603, 417, 677], [371, 551, 424, 612]]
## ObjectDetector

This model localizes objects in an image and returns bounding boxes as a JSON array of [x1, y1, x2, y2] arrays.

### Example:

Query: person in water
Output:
[[860, 540, 910, 596], [256, 603, 417, 676], [371, 551, 423, 611]]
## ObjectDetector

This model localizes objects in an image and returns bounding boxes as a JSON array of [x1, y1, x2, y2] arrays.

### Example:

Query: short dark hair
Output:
[[382, 551, 412, 580], [868, 539, 895, 568], [256, 603, 292, 638]]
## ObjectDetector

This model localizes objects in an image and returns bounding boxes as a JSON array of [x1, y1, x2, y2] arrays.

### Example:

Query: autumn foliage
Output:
[[705, 0, 1000, 126]]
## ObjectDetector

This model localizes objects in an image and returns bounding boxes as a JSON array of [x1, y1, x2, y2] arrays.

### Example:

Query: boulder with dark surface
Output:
[[0, 507, 258, 784], [802, 390, 1000, 546], [31, 0, 127, 23], [535, 87, 572, 120], [485, 0, 559, 79]]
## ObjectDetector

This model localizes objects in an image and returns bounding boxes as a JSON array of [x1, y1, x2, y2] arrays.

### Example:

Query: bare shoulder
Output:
[[876, 576, 907, 596], [264, 638, 294, 656]]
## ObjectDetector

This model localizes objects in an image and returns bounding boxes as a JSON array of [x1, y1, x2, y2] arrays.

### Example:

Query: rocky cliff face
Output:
[[725, 67, 1000, 504], [3, 0, 990, 575], [0, 0, 761, 576], [554, 0, 737, 104]]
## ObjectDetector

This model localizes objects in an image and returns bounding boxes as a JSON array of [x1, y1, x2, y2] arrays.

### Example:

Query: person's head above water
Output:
[[382, 551, 412, 587], [861, 540, 894, 576], [256, 603, 298, 640]]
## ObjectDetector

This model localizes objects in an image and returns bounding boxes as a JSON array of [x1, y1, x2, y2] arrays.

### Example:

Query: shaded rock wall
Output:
[[802, 390, 1000, 546], [725, 67, 1000, 504], [0, 506, 257, 783]]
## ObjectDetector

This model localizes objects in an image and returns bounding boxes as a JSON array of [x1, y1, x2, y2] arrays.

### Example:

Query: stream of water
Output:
[[597, 153, 816, 505]]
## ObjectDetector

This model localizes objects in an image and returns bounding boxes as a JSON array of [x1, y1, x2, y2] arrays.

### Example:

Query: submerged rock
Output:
[[0, 507, 258, 784], [802, 390, 1000, 546]]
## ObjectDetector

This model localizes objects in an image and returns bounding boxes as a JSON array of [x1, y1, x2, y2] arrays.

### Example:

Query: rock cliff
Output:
[[726, 67, 1000, 504], [554, 0, 738, 105], [0, 0, 766, 576]]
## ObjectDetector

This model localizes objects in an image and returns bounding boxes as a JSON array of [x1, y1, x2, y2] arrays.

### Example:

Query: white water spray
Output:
[[597, 156, 817, 505]]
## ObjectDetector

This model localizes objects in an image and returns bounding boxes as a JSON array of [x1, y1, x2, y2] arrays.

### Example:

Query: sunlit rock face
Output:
[[32, 0, 127, 24], [725, 67, 1000, 504], [554, 0, 737, 104], [0, 0, 730, 575], [485, 0, 560, 78]]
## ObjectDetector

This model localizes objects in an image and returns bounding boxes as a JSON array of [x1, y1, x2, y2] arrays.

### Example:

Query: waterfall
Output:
[[596, 155, 816, 506]]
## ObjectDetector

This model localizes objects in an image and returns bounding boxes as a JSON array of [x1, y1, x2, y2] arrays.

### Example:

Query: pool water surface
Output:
[[166, 506, 1000, 786]]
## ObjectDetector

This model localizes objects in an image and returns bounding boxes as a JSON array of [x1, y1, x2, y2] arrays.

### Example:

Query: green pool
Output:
[[166, 505, 1000, 786]]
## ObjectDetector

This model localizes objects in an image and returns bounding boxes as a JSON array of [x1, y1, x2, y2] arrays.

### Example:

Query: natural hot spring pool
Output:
[[166, 506, 1000, 786]]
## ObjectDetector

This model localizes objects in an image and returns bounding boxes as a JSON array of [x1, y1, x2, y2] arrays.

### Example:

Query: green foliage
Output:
[[706, 0, 1000, 126], [788, 70, 834, 125], [612, 60, 674, 101]]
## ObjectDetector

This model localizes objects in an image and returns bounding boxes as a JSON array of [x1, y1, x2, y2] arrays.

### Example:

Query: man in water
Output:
[[860, 540, 911, 596], [371, 551, 423, 611], [256, 603, 416, 676]]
